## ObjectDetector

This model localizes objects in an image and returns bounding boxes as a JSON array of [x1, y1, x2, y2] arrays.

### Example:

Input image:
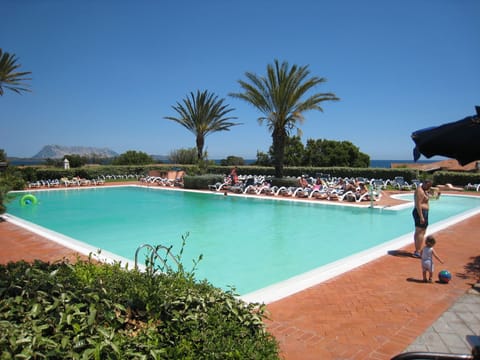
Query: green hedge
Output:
[[0, 257, 280, 359], [432, 171, 480, 187], [11, 164, 480, 189], [16, 165, 191, 183]]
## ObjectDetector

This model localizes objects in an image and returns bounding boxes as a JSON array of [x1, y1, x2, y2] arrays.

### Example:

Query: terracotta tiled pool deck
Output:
[[1, 185, 479, 359], [265, 212, 479, 359]]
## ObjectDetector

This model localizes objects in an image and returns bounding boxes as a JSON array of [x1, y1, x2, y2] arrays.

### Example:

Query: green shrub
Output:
[[168, 148, 198, 164], [111, 150, 154, 165], [432, 171, 480, 187], [220, 156, 246, 166], [0, 255, 280, 359], [0, 169, 26, 214]]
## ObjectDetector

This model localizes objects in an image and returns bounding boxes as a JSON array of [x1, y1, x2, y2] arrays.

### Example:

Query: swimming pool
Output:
[[5, 186, 480, 303]]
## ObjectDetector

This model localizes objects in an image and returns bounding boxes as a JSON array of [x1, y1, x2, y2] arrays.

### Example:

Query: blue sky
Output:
[[1, 0, 479, 160]]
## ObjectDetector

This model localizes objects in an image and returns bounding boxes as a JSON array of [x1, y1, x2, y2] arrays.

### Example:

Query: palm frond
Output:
[[0, 49, 32, 96], [164, 90, 240, 160], [230, 59, 339, 177]]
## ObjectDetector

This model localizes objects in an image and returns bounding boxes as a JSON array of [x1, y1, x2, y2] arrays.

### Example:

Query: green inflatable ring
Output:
[[20, 194, 38, 206]]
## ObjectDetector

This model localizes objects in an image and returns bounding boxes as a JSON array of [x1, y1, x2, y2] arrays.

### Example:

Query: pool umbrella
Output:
[[411, 106, 480, 166]]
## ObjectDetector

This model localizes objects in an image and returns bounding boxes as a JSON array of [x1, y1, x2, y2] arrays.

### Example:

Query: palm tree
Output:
[[0, 49, 31, 96], [230, 59, 339, 178], [165, 90, 240, 161]]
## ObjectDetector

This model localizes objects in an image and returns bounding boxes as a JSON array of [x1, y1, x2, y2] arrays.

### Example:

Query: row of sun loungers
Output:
[[28, 177, 105, 188], [209, 175, 384, 203], [141, 176, 178, 187], [241, 185, 380, 202], [27, 171, 186, 189], [103, 174, 142, 180], [465, 183, 480, 191], [62, 177, 106, 186], [140, 170, 185, 188], [27, 173, 149, 189]]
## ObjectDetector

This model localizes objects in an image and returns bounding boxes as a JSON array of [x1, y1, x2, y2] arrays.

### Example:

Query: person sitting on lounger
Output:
[[313, 178, 327, 191], [299, 176, 309, 188], [229, 167, 239, 185], [356, 182, 370, 201]]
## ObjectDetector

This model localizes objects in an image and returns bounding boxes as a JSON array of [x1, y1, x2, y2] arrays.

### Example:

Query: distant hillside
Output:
[[33, 145, 118, 159]]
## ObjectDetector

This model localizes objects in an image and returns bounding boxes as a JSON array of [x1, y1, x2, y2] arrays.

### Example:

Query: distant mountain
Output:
[[33, 145, 118, 159]]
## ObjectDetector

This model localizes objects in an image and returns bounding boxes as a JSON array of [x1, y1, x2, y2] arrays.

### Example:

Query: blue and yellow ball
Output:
[[438, 270, 452, 283]]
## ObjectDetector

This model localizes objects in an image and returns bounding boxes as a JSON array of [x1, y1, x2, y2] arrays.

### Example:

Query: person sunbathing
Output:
[[436, 183, 463, 191], [356, 183, 371, 201]]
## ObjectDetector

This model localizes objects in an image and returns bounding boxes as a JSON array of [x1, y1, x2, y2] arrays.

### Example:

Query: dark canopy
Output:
[[412, 107, 480, 166]]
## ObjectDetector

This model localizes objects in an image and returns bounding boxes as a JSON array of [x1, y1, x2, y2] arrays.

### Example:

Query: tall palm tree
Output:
[[0, 49, 31, 96], [165, 90, 240, 161], [230, 59, 339, 178]]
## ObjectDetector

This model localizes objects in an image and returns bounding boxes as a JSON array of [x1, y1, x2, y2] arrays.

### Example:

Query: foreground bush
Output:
[[0, 258, 280, 359]]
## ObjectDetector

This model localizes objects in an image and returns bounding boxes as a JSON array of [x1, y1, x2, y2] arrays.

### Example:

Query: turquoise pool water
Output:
[[6, 187, 480, 295]]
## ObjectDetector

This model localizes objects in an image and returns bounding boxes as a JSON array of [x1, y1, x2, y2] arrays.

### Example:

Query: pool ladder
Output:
[[134, 244, 180, 272]]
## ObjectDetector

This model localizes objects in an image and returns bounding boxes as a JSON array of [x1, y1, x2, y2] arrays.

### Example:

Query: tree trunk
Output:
[[196, 136, 204, 161], [272, 127, 287, 178]]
